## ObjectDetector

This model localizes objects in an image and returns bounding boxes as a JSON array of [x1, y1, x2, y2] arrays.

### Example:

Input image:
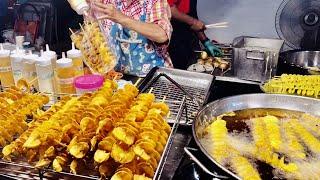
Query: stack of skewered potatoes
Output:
[[0, 87, 49, 148], [262, 74, 320, 98], [71, 21, 117, 74], [2, 80, 172, 180]]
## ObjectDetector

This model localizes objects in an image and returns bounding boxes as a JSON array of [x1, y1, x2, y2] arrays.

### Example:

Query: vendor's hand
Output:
[[190, 19, 205, 32], [92, 1, 124, 23], [204, 40, 223, 57]]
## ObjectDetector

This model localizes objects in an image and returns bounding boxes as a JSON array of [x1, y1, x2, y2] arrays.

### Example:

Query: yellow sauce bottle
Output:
[[56, 53, 76, 94], [0, 44, 15, 87], [67, 42, 84, 77]]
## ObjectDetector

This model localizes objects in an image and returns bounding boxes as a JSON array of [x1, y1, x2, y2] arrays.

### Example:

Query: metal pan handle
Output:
[[184, 147, 229, 179]]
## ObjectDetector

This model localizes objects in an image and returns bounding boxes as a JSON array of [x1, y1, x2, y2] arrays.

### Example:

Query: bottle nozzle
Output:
[[62, 52, 66, 59], [72, 42, 76, 50], [46, 44, 50, 52]]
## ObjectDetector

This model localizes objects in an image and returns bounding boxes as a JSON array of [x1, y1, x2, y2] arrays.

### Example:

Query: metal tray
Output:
[[139, 67, 215, 124], [0, 87, 187, 180]]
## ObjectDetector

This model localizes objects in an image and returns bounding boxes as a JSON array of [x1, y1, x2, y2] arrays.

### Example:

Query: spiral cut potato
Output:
[[263, 115, 282, 151], [0, 88, 49, 148], [110, 101, 171, 180], [205, 117, 261, 180], [2, 97, 71, 161], [2, 80, 172, 179], [262, 74, 320, 98], [203, 111, 320, 179], [71, 21, 116, 74], [251, 117, 298, 173], [299, 113, 320, 137], [290, 118, 320, 154], [33, 80, 118, 171], [280, 121, 306, 160]]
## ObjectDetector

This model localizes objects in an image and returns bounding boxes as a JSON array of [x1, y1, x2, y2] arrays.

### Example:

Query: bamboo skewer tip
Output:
[[148, 87, 154, 94], [134, 78, 142, 87]]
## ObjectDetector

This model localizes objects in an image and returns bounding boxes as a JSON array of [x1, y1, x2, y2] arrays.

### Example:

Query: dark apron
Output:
[[169, 0, 200, 70]]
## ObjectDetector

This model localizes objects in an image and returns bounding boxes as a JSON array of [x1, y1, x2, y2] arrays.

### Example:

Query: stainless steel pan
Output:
[[191, 93, 320, 179]]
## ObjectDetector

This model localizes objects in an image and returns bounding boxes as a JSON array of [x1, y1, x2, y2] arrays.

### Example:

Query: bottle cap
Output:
[[67, 42, 82, 58], [43, 44, 57, 59], [74, 75, 104, 90], [23, 50, 38, 63], [10, 46, 25, 55], [56, 52, 73, 68], [10, 46, 25, 61], [36, 50, 52, 66]]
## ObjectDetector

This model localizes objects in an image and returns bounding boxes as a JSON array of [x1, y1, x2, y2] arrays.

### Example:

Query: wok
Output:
[[278, 50, 320, 75], [190, 94, 320, 179]]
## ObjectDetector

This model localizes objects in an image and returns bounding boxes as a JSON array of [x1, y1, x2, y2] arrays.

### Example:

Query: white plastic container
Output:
[[22, 51, 39, 89], [0, 44, 14, 87], [10, 47, 25, 85], [67, 42, 84, 76], [35, 55, 54, 93]]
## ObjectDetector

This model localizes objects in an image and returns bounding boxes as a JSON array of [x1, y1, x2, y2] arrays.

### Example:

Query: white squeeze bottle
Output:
[[43, 44, 57, 69], [0, 44, 14, 87], [67, 0, 89, 16], [67, 42, 84, 77], [35, 51, 54, 94], [22, 51, 39, 90], [10, 46, 25, 85]]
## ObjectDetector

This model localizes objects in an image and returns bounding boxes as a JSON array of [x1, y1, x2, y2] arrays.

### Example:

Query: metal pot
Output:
[[278, 50, 320, 74], [190, 94, 320, 179]]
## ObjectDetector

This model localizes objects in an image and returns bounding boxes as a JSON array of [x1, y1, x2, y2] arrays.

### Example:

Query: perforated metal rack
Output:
[[139, 67, 215, 125], [0, 73, 189, 180]]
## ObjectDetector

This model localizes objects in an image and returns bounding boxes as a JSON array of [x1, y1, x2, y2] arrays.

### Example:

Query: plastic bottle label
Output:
[[39, 72, 54, 80], [58, 77, 74, 85], [0, 66, 12, 73]]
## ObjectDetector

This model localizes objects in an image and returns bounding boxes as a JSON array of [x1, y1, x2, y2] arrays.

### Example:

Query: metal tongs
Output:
[[141, 73, 203, 107]]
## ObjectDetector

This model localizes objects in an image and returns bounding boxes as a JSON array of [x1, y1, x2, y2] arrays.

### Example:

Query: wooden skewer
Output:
[[167, 111, 171, 119], [206, 25, 229, 29], [162, 96, 166, 103], [148, 87, 154, 94], [29, 77, 38, 85], [113, 74, 118, 81], [69, 28, 75, 34], [205, 21, 229, 27], [79, 23, 85, 32], [134, 78, 142, 87]]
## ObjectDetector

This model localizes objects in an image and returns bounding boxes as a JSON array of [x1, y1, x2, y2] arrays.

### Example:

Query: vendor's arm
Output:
[[93, 2, 169, 43], [170, 5, 204, 31]]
